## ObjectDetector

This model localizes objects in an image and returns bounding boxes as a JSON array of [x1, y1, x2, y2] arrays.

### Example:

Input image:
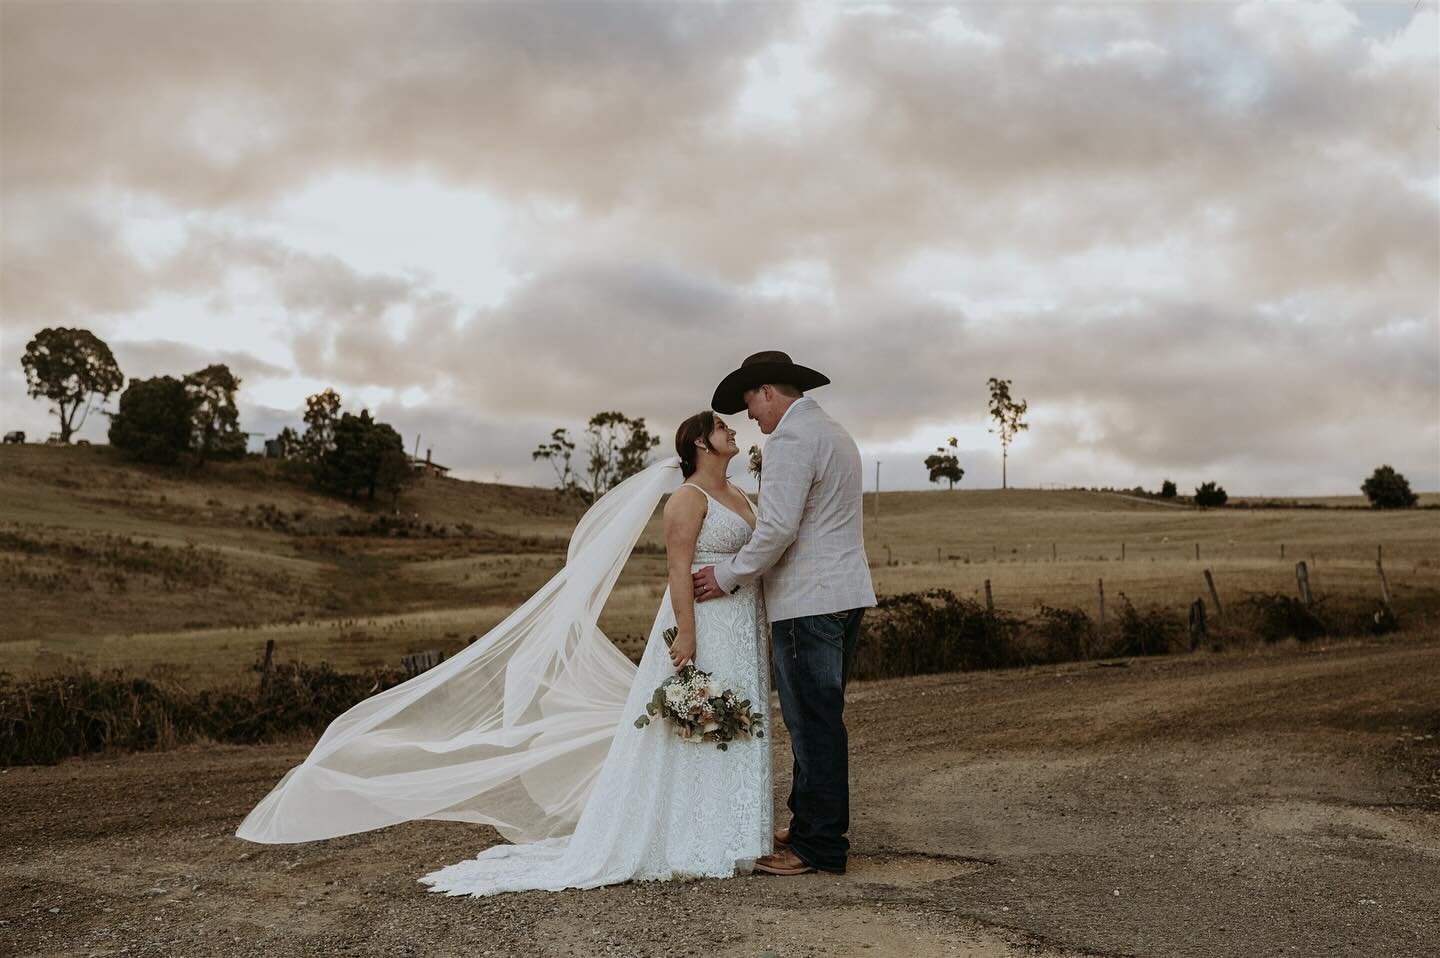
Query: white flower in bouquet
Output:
[[632, 626, 766, 749]]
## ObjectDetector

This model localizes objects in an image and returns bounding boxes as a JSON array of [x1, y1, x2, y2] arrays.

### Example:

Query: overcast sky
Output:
[[2, 1, 1435, 495]]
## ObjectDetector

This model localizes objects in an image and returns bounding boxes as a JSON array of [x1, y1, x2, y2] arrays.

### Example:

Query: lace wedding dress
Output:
[[417, 480, 773, 896]]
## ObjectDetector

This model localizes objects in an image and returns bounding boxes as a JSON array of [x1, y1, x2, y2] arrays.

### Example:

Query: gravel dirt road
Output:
[[4, 632, 1437, 958]]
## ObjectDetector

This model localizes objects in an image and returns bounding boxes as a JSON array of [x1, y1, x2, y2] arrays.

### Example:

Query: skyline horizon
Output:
[[3, 357, 1433, 500], [3, 2, 1435, 498]]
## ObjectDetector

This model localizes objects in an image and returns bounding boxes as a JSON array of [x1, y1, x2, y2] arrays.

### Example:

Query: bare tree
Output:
[[534, 412, 660, 503], [581, 411, 660, 501], [532, 427, 579, 498], [986, 377, 1029, 490]]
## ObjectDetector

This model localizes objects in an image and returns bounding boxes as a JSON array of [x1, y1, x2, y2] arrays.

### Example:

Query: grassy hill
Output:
[[2, 443, 1436, 686]]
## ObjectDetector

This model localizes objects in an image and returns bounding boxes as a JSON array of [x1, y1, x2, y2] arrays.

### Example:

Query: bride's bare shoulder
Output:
[[663, 483, 707, 523]]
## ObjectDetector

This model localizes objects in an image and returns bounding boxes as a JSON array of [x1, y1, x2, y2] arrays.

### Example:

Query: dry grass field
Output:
[[3, 444, 1438, 957], [2, 444, 1436, 687]]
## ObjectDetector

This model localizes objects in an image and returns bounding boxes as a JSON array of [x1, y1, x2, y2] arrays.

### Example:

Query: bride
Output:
[[235, 410, 774, 895]]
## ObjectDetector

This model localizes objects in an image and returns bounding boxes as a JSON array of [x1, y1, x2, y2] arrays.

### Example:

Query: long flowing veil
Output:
[[235, 456, 684, 844]]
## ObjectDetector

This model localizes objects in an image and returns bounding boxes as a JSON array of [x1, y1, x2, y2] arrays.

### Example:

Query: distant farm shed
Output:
[[409, 448, 451, 478]]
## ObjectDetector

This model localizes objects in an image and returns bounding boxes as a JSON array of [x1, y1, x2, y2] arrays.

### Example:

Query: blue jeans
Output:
[[771, 608, 865, 873]]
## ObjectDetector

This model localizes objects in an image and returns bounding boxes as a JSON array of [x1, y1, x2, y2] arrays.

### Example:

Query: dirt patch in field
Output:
[[2, 634, 1437, 957]]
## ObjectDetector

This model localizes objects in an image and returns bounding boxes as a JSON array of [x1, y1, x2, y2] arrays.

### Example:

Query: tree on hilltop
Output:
[[107, 376, 196, 465], [301, 388, 343, 463], [1361, 465, 1418, 509], [184, 364, 245, 463], [533, 411, 661, 503], [1194, 481, 1228, 507], [273, 426, 302, 459], [583, 411, 660, 501], [987, 377, 1029, 490], [923, 437, 965, 490], [21, 327, 125, 443], [533, 428, 579, 498], [316, 409, 411, 502]]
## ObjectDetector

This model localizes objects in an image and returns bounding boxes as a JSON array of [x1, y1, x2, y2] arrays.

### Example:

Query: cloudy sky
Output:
[[2, 1, 1436, 495]]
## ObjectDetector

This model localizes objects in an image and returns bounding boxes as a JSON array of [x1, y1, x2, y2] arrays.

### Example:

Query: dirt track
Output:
[[3, 633, 1438, 958]]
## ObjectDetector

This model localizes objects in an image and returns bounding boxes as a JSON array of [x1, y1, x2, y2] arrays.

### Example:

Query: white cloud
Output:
[[1233, 0, 1360, 57], [1, 1, 1435, 494]]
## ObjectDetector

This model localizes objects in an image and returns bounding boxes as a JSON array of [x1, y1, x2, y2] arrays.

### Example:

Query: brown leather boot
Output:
[[754, 848, 816, 876]]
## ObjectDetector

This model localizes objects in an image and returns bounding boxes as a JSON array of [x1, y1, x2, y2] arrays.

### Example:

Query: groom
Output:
[[692, 350, 877, 877]]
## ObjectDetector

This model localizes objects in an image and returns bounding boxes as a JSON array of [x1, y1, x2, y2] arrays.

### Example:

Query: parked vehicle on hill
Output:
[[2, 430, 24, 444]]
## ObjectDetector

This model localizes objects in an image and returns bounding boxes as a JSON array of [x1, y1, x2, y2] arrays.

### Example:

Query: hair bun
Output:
[[674, 411, 716, 479]]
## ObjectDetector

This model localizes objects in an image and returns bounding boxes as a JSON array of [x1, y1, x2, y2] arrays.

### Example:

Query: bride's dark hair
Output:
[[675, 411, 716, 478]]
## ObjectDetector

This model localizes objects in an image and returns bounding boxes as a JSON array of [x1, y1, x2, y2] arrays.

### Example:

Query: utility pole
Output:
[[874, 460, 882, 532]]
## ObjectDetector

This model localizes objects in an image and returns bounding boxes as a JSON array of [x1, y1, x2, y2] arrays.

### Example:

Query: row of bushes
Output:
[[1, 589, 1421, 765], [0, 661, 409, 767], [850, 588, 1408, 681]]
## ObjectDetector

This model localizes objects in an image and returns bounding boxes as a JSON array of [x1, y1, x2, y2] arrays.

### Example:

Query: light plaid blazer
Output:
[[713, 397, 877, 622]]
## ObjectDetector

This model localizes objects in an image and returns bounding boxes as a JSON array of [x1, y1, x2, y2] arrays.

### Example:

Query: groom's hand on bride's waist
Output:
[[692, 566, 727, 602]]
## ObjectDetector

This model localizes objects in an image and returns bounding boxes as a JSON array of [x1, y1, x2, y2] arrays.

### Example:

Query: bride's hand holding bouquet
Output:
[[636, 628, 765, 751], [667, 626, 696, 669]]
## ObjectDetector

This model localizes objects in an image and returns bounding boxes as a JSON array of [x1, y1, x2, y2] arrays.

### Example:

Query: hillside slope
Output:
[[3, 444, 1437, 685]]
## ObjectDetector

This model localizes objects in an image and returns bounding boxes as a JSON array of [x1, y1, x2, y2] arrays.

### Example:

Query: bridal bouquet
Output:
[[633, 628, 765, 750]]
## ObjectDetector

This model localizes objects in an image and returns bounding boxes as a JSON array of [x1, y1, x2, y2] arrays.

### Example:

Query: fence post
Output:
[[1052, 542, 1057, 561], [259, 639, 275, 695], [1097, 578, 1105, 631], [1280, 543, 1285, 560], [1376, 557, 1394, 611], [1195, 542, 1200, 561], [1296, 561, 1312, 607], [1121, 541, 1125, 561], [1188, 598, 1207, 650], [984, 578, 994, 612], [1204, 569, 1224, 623]]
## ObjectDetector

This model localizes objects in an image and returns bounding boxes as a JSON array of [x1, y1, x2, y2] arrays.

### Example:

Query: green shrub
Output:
[[1032, 604, 1095, 661], [852, 589, 1023, 680], [0, 661, 408, 766], [1239, 591, 1328, 642], [1111, 594, 1184, 656]]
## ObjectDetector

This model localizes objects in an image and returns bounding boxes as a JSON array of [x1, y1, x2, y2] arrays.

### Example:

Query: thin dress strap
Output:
[[730, 480, 758, 520], [680, 481, 712, 498]]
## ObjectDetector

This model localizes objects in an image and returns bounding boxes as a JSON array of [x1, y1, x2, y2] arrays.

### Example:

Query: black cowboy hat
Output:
[[711, 350, 831, 414]]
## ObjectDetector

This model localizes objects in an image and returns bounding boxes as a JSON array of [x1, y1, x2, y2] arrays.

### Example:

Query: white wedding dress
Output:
[[235, 459, 773, 896], [417, 480, 773, 896]]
